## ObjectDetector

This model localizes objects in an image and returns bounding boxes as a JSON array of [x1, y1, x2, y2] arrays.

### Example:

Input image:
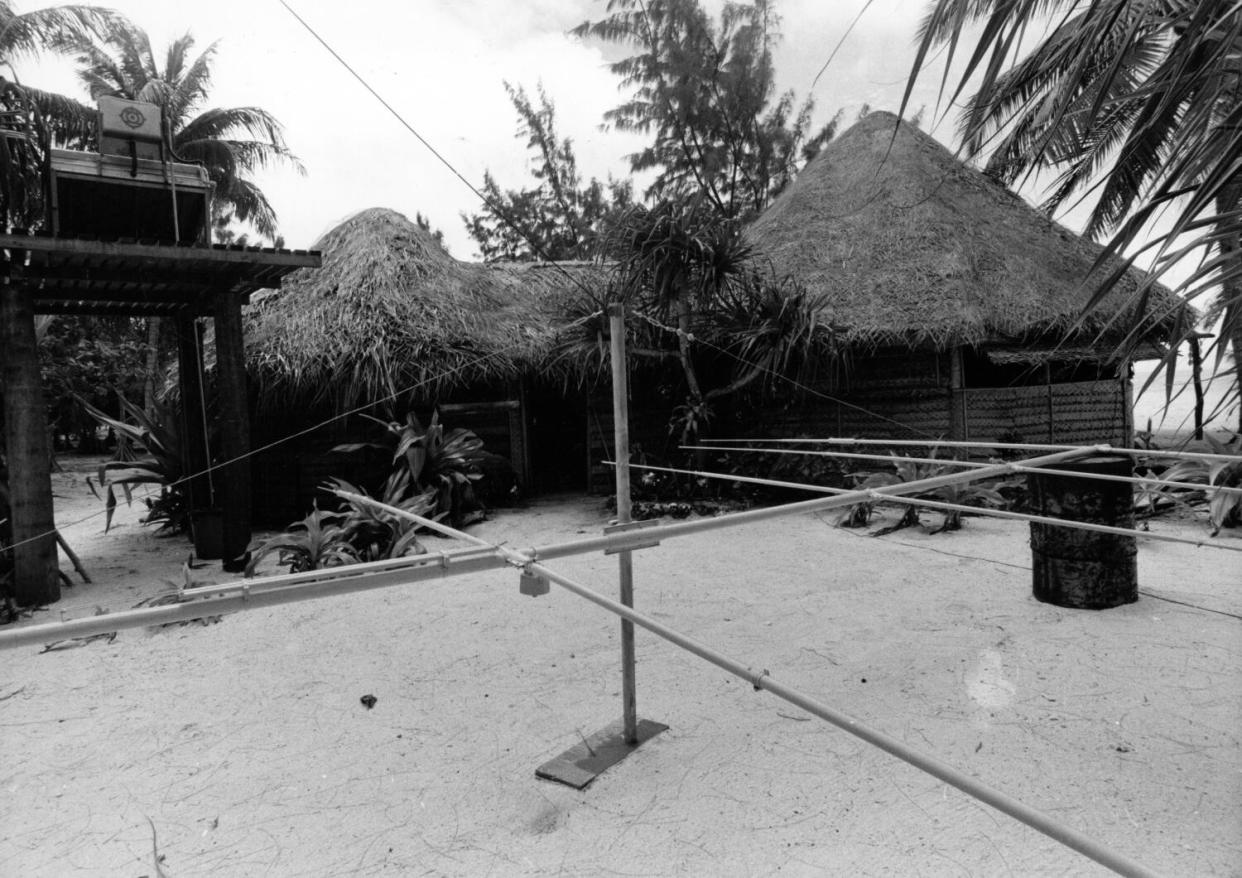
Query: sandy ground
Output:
[[1, 458, 1239, 877]]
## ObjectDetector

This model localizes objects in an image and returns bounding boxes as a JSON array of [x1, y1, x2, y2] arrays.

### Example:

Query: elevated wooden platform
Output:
[[1, 233, 320, 604]]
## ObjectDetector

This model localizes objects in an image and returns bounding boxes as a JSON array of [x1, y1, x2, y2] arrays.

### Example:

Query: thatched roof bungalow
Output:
[[247, 207, 597, 410], [745, 111, 1180, 446], [243, 208, 604, 521]]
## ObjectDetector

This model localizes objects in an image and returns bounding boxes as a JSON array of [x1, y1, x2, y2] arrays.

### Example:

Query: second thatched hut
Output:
[[746, 112, 1179, 446], [244, 207, 603, 522]]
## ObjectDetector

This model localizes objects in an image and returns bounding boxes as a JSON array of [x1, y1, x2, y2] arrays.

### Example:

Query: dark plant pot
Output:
[[192, 509, 224, 560], [1026, 455, 1138, 610]]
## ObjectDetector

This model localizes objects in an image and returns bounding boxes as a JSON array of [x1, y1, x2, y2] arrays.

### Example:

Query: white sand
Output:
[[1, 460, 1239, 876]]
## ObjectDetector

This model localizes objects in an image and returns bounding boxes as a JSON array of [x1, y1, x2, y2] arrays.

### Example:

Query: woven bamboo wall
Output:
[[763, 388, 952, 439], [838, 349, 945, 392], [962, 379, 1128, 446]]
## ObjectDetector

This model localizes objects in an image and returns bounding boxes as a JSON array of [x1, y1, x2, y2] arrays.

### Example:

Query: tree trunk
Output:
[[1, 284, 60, 605]]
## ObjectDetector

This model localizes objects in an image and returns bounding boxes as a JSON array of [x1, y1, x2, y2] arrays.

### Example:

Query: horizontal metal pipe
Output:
[[329, 489, 497, 548], [0, 448, 1094, 653], [625, 462, 1242, 553], [684, 444, 995, 469], [522, 558, 1161, 878], [704, 436, 1087, 452], [185, 543, 503, 599], [866, 493, 1242, 553], [524, 448, 1095, 560], [1010, 465, 1242, 497], [679, 446, 1242, 497], [703, 436, 1240, 465], [0, 553, 510, 652]]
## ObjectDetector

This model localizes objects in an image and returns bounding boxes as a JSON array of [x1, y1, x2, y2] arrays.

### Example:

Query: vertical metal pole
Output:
[[609, 303, 638, 745]]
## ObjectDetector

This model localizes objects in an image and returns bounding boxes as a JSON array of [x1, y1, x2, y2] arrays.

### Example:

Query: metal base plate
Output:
[[535, 718, 668, 789]]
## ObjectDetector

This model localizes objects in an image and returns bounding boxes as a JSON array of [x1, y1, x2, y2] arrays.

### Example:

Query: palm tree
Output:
[[65, 19, 303, 240], [64, 19, 304, 410], [902, 0, 1241, 427]]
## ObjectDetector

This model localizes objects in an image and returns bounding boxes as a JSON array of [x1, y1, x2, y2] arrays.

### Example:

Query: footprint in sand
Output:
[[966, 649, 1016, 722]]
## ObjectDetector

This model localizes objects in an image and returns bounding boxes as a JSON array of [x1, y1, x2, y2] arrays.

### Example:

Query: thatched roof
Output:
[[746, 112, 1180, 350], [245, 208, 602, 409]]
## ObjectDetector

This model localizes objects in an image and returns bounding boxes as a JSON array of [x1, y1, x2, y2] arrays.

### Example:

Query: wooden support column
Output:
[[1045, 362, 1055, 443], [1122, 362, 1136, 447], [1, 284, 60, 605], [212, 290, 251, 565], [948, 347, 966, 441], [1189, 336, 1206, 441], [176, 313, 211, 514]]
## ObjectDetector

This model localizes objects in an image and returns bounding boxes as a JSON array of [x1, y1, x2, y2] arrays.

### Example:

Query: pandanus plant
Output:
[[77, 392, 192, 534]]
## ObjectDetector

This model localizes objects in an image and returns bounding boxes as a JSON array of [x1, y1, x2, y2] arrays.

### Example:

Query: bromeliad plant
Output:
[[77, 392, 191, 534]]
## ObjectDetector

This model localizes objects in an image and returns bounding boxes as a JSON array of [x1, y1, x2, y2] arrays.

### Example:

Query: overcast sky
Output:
[[16, 0, 978, 257]]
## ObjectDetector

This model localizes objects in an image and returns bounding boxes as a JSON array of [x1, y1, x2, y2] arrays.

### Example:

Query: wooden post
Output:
[[176, 313, 211, 514], [1, 284, 60, 605], [609, 304, 638, 745], [513, 381, 530, 489], [1121, 363, 1135, 447], [212, 290, 251, 565], [948, 347, 966, 440], [1045, 363, 1055, 443], [1189, 336, 1206, 441]]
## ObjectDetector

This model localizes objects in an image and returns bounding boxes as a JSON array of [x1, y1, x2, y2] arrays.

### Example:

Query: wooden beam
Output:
[[32, 300, 200, 317], [0, 233, 320, 268], [212, 290, 251, 566], [1, 284, 60, 605]]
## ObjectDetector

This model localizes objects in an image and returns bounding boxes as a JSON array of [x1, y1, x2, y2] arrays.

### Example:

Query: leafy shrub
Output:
[[245, 504, 357, 575], [337, 411, 487, 528]]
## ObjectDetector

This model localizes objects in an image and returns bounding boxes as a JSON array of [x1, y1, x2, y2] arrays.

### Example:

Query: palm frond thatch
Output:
[[245, 208, 603, 411], [745, 112, 1182, 351]]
